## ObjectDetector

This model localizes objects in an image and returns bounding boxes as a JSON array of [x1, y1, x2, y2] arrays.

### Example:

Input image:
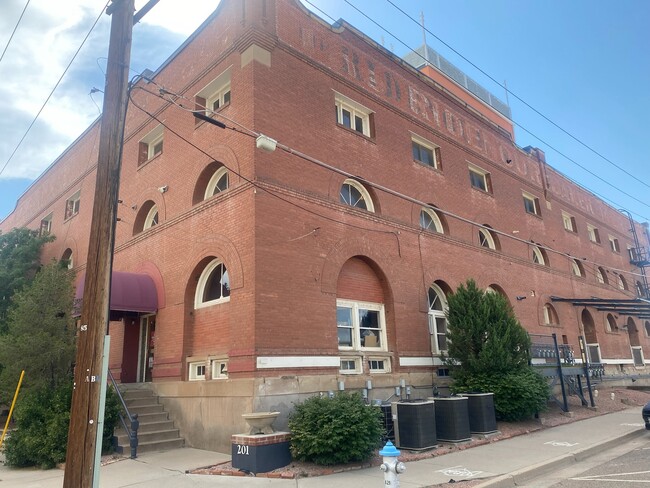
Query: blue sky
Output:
[[1, 0, 649, 224]]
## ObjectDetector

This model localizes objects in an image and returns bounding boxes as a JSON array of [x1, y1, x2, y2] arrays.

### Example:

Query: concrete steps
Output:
[[114, 384, 184, 455]]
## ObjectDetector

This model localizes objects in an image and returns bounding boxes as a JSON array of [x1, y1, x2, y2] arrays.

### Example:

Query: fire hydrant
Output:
[[379, 441, 406, 487]]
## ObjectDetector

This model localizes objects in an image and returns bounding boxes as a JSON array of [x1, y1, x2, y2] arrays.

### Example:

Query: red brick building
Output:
[[2, 0, 649, 452]]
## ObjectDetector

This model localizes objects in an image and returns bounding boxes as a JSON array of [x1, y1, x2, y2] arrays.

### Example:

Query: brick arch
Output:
[[183, 236, 244, 292], [132, 189, 167, 224], [60, 236, 79, 270], [186, 145, 242, 207], [327, 174, 382, 214], [320, 235, 396, 296]]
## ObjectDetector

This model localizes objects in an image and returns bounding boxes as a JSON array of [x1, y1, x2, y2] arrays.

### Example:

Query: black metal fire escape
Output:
[[621, 209, 650, 299]]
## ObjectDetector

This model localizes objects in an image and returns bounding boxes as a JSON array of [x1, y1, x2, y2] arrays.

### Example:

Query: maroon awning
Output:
[[74, 271, 158, 316]]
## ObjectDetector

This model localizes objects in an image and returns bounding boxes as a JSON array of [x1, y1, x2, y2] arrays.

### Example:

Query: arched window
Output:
[[144, 204, 159, 230], [636, 281, 645, 297], [595, 267, 608, 285], [645, 321, 650, 337], [478, 227, 496, 250], [204, 166, 229, 199], [543, 303, 559, 325], [605, 313, 617, 332], [428, 284, 448, 354], [617, 274, 628, 291], [420, 207, 443, 233], [570, 259, 584, 277], [340, 179, 374, 212], [532, 245, 546, 266], [61, 248, 73, 270], [194, 258, 230, 308]]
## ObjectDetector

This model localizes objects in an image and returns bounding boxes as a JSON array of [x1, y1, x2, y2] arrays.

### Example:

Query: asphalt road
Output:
[[524, 434, 650, 487]]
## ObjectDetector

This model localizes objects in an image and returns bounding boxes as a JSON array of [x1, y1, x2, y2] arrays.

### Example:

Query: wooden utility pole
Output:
[[63, 0, 134, 486]]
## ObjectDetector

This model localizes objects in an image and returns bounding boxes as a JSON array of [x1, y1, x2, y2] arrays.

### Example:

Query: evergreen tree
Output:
[[0, 262, 76, 397], [0, 228, 54, 333]]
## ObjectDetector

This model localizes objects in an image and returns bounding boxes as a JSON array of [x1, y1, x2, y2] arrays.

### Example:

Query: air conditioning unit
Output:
[[391, 400, 437, 450], [434, 396, 471, 442], [461, 393, 497, 435]]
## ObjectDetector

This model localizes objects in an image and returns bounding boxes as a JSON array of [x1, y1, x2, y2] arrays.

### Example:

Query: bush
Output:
[[3, 379, 122, 468], [288, 392, 383, 465], [451, 369, 549, 421]]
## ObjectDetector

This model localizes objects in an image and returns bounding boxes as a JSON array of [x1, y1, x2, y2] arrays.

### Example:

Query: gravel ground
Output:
[[192, 387, 650, 482]]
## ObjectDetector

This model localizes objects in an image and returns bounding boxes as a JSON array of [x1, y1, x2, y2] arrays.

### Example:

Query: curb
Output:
[[474, 428, 647, 488]]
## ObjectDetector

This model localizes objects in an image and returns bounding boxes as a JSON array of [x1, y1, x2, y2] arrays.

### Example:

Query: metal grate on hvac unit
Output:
[[379, 403, 395, 442], [391, 400, 437, 450], [434, 396, 471, 442], [461, 393, 498, 435]]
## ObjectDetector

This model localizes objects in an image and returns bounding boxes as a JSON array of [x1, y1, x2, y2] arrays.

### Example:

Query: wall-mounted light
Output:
[[516, 295, 527, 301], [158, 185, 168, 193]]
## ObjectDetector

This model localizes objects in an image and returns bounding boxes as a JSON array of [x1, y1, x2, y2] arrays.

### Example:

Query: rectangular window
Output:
[[138, 125, 164, 165], [522, 192, 541, 216], [468, 165, 491, 193], [64, 191, 80, 220], [195, 67, 232, 122], [587, 224, 601, 243], [411, 133, 441, 169], [339, 358, 361, 374], [40, 213, 53, 236], [428, 314, 448, 354], [561, 211, 577, 233], [609, 236, 620, 253], [368, 358, 390, 373], [211, 359, 228, 379], [334, 92, 373, 137], [189, 361, 206, 381], [336, 299, 386, 353]]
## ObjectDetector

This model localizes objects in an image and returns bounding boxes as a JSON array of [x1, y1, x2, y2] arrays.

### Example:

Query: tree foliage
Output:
[[0, 228, 54, 333], [0, 262, 76, 398], [445, 279, 548, 420]]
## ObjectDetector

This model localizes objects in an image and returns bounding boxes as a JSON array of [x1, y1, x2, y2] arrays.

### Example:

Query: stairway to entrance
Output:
[[114, 383, 184, 454]]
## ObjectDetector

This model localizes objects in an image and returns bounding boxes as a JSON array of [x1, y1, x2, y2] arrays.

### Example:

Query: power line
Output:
[[130, 83, 646, 283], [0, 0, 31, 67], [379, 0, 650, 192], [301, 0, 650, 222], [0, 1, 109, 179]]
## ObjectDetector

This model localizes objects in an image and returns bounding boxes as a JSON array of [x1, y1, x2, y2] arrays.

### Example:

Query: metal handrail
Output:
[[108, 369, 139, 458]]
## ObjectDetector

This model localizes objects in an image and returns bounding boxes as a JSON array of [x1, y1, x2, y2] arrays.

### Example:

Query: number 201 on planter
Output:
[[236, 445, 249, 455]]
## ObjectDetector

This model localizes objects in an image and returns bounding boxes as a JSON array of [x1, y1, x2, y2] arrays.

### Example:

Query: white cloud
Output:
[[136, 0, 221, 36]]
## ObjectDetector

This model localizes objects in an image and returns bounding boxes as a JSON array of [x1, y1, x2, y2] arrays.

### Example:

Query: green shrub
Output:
[[451, 369, 549, 421], [288, 392, 384, 465], [3, 379, 122, 468]]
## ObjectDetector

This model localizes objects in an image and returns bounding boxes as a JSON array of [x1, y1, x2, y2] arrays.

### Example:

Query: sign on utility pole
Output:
[[63, 0, 134, 486]]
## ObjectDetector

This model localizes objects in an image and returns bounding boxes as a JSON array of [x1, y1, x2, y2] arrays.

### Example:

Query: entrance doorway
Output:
[[137, 314, 156, 383]]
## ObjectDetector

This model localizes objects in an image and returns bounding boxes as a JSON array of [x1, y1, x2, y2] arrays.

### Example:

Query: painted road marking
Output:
[[544, 441, 579, 447], [571, 469, 650, 483], [436, 466, 483, 478], [621, 423, 645, 427]]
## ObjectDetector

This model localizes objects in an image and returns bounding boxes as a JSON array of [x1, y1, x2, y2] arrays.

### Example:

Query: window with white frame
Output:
[[420, 207, 443, 233], [61, 248, 73, 270], [336, 299, 386, 351], [143, 204, 159, 230], [195, 67, 232, 119], [138, 125, 164, 165], [334, 92, 373, 137], [543, 303, 559, 326], [411, 133, 441, 169], [570, 258, 584, 277], [65, 191, 81, 220], [340, 179, 374, 212], [608, 235, 620, 253], [469, 165, 491, 193], [587, 224, 600, 244], [339, 357, 361, 374], [478, 227, 496, 250], [204, 166, 229, 199], [195, 258, 230, 309], [562, 211, 577, 233], [532, 245, 546, 266], [40, 213, 53, 236], [523, 191, 541, 216], [189, 361, 206, 381], [596, 266, 608, 284], [428, 284, 448, 354], [211, 359, 228, 379], [368, 358, 390, 373]]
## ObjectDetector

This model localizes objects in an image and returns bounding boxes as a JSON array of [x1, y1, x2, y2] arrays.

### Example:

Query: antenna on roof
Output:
[[420, 11, 429, 67]]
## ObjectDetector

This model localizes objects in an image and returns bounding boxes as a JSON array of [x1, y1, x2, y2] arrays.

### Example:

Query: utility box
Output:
[[231, 433, 291, 474], [434, 396, 471, 442], [392, 400, 437, 450], [462, 393, 497, 434]]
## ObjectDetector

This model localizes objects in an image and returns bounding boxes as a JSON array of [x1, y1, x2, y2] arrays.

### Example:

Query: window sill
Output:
[[470, 186, 493, 197], [63, 213, 79, 223], [413, 159, 442, 173], [194, 297, 231, 310], [137, 152, 162, 171], [335, 123, 375, 143], [525, 211, 543, 220]]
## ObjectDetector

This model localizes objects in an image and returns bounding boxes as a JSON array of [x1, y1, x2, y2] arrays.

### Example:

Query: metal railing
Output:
[[108, 369, 139, 459]]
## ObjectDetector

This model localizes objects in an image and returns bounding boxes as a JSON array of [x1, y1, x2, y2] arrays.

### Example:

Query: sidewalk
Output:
[[1, 407, 647, 487]]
